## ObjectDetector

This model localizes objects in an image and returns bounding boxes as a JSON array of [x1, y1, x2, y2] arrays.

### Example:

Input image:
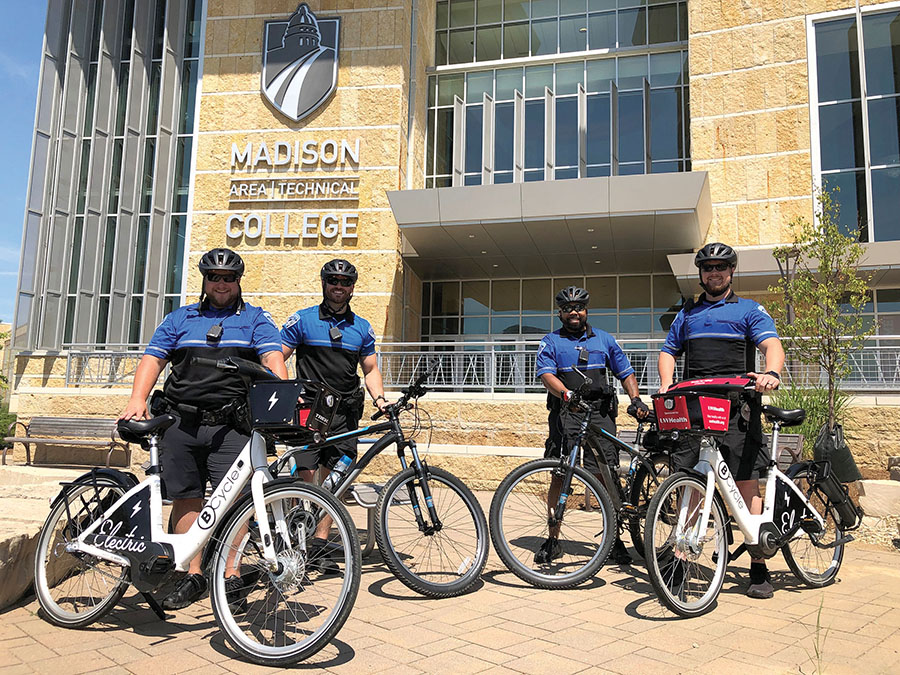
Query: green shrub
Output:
[[770, 383, 850, 459]]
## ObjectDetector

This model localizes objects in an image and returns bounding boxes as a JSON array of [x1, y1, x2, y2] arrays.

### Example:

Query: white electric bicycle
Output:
[[643, 377, 862, 617], [33, 358, 360, 666]]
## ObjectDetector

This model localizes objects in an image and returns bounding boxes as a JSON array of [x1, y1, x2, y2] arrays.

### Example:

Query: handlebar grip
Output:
[[371, 408, 385, 421]]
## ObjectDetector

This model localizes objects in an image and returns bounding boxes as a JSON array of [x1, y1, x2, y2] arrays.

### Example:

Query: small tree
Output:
[[768, 188, 873, 432]]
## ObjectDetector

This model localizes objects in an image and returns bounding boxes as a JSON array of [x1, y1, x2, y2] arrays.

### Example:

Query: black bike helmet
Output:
[[198, 248, 245, 276], [555, 286, 590, 308], [694, 242, 737, 268], [320, 258, 358, 283]]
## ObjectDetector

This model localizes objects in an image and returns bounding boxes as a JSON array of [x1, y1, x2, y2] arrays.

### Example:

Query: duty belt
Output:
[[163, 398, 242, 426]]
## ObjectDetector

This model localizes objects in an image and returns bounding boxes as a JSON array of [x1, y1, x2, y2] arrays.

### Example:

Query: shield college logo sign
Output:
[[262, 3, 340, 122]]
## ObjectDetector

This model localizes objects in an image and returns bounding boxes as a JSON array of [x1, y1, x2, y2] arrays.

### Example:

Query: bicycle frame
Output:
[[66, 429, 284, 573]]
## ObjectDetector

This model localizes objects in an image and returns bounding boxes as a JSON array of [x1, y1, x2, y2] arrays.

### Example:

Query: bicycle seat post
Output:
[[148, 434, 161, 472]]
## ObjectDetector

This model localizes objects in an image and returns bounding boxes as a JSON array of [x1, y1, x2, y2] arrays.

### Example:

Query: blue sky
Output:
[[0, 3, 45, 324]]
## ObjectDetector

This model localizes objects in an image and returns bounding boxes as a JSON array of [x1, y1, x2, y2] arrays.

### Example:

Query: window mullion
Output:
[[855, 8, 876, 241]]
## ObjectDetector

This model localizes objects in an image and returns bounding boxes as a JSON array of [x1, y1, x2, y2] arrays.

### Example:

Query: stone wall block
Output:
[[773, 18, 807, 62]]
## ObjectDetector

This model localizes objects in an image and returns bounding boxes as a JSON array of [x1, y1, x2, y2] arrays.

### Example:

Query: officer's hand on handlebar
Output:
[[628, 396, 650, 420], [747, 371, 780, 393], [373, 395, 390, 413]]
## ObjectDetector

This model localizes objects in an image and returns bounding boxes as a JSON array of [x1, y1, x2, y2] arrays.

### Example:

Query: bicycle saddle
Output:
[[761, 405, 806, 427], [117, 414, 177, 443]]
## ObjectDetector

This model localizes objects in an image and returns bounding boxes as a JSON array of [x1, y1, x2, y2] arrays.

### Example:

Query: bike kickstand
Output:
[[142, 592, 168, 621], [729, 543, 746, 562]]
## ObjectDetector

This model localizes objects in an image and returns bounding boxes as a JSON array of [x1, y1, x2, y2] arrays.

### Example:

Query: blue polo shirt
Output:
[[145, 301, 282, 408], [662, 291, 778, 378], [281, 303, 376, 394], [536, 325, 634, 399]]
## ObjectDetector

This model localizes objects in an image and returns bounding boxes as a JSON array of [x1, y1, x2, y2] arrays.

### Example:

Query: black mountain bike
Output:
[[489, 370, 669, 589]]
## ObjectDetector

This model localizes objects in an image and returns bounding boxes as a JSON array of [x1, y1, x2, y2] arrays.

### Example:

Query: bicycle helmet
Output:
[[320, 258, 358, 283], [198, 248, 245, 276], [694, 242, 737, 268], [555, 286, 590, 308]]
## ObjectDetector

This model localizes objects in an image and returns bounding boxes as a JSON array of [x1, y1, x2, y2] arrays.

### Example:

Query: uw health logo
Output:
[[262, 4, 340, 122]]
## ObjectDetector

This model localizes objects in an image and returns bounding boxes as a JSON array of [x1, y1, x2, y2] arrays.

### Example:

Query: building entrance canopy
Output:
[[388, 173, 711, 280]]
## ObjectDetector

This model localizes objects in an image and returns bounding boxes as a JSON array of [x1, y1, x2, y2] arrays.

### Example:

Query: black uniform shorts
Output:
[[291, 405, 360, 471], [670, 395, 768, 481], [544, 406, 619, 472], [159, 413, 251, 500]]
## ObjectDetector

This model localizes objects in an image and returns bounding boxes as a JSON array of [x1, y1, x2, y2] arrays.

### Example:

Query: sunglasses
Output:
[[700, 262, 731, 273], [560, 304, 586, 313], [325, 276, 355, 287], [206, 273, 239, 283]]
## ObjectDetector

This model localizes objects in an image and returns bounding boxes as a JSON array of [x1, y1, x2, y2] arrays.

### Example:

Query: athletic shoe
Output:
[[534, 537, 563, 565], [747, 569, 774, 599], [162, 573, 207, 610]]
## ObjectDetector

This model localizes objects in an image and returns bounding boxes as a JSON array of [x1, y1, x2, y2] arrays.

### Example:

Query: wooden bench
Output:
[[2, 417, 130, 468]]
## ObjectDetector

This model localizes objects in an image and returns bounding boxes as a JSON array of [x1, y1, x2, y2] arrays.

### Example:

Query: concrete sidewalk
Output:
[[1, 500, 898, 674]]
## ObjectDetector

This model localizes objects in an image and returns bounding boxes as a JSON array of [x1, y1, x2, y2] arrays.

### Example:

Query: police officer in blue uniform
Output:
[[536, 285, 649, 566], [281, 259, 389, 552], [658, 242, 784, 599], [119, 248, 287, 610]]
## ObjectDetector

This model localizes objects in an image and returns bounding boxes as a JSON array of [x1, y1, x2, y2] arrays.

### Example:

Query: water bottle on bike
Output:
[[322, 454, 353, 492]]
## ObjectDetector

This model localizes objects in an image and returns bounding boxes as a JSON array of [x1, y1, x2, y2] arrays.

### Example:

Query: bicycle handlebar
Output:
[[190, 355, 281, 382], [371, 359, 439, 420]]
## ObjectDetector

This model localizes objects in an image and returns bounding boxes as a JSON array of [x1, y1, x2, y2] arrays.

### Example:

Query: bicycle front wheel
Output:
[[489, 459, 615, 589], [627, 453, 670, 559], [375, 466, 488, 598], [33, 478, 130, 627], [644, 472, 729, 617], [209, 482, 360, 667], [781, 466, 845, 587]]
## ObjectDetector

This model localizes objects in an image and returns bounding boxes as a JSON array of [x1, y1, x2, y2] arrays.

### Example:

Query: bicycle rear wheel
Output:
[[375, 466, 488, 598], [781, 466, 845, 587], [643, 472, 729, 617], [209, 482, 360, 667], [33, 477, 131, 627], [489, 458, 615, 589], [627, 453, 670, 559]]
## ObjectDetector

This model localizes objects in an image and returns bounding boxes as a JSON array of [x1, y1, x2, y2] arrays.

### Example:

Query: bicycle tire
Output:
[[33, 477, 131, 628], [626, 453, 670, 560], [208, 482, 360, 666], [781, 465, 845, 588], [643, 472, 729, 617], [489, 458, 616, 589], [375, 466, 488, 598]]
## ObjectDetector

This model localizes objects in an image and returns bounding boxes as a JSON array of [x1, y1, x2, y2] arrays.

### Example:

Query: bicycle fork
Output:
[[552, 414, 591, 525], [399, 440, 442, 535]]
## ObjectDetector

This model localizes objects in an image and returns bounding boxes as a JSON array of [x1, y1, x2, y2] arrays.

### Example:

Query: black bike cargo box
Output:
[[248, 379, 341, 436], [651, 377, 752, 434]]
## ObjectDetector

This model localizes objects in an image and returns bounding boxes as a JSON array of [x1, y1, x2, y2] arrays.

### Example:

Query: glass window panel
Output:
[[183, 0, 202, 58], [435, 108, 454, 175], [555, 277, 583, 293], [585, 276, 616, 312], [521, 315, 552, 333], [678, 1, 687, 41], [450, 0, 475, 26], [863, 10, 900, 96], [431, 317, 460, 335], [432, 281, 461, 315], [653, 274, 682, 311], [619, 313, 652, 334], [523, 278, 552, 312], [618, 91, 645, 163], [165, 215, 187, 294], [532, 18, 558, 56], [823, 171, 867, 240], [618, 7, 647, 47], [76, 139, 90, 214], [840, 290, 873, 313], [83, 63, 97, 136], [121, 0, 135, 59], [556, 167, 579, 179], [588, 11, 616, 50], [618, 0, 645, 7], [479, 0, 503, 23], [525, 100, 545, 169], [562, 0, 587, 13], [492, 280, 520, 313], [465, 105, 483, 173], [172, 136, 193, 213], [556, 97, 579, 166], [68, 217, 84, 294], [589, 0, 616, 9], [435, 176, 453, 187], [495, 171, 514, 183], [526, 64, 554, 96], [877, 288, 900, 312], [426, 108, 436, 174], [556, 62, 584, 94], [586, 164, 611, 176], [650, 87, 681, 160], [648, 3, 678, 44], [871, 167, 900, 241], [654, 312, 677, 334], [108, 139, 123, 212], [464, 174, 482, 185], [449, 28, 475, 64], [492, 316, 521, 334], [463, 316, 490, 334], [140, 138, 155, 213], [115, 63, 129, 136], [504, 0, 530, 21], [618, 54, 649, 89], [496, 67, 523, 100], [436, 0, 449, 29], [438, 73, 464, 105], [620, 275, 650, 310], [533, 0, 559, 18], [504, 22, 530, 58], [651, 160, 680, 173], [133, 216, 149, 294], [586, 93, 611, 164], [815, 18, 860, 103], [818, 101, 865, 170], [63, 297, 76, 344], [495, 102, 515, 170], [463, 280, 490, 314], [422, 283, 431, 315], [650, 50, 682, 86], [435, 31, 449, 65], [867, 97, 900, 166], [587, 58, 615, 92], [560, 15, 588, 53], [152, 0, 166, 59], [127, 297, 143, 345], [467, 71, 494, 103], [524, 169, 544, 181], [100, 217, 116, 294], [591, 314, 617, 333], [147, 61, 162, 134], [429, 76, 437, 107], [618, 162, 645, 175], [96, 297, 110, 344], [477, 25, 502, 60], [878, 313, 900, 334]]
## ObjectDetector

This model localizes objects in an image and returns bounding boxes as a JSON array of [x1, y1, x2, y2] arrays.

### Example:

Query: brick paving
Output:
[[2, 495, 899, 674]]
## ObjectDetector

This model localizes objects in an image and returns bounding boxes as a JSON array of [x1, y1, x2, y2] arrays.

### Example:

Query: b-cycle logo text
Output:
[[197, 465, 243, 530]]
